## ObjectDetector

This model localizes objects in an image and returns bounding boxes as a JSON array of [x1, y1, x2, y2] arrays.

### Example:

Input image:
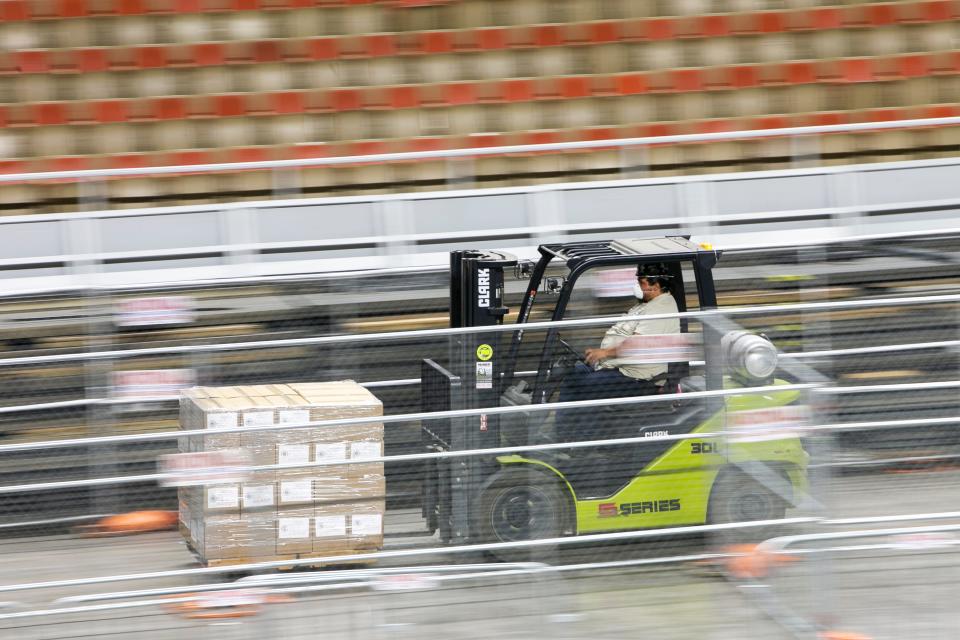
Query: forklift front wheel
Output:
[[478, 468, 572, 560], [706, 469, 788, 546]]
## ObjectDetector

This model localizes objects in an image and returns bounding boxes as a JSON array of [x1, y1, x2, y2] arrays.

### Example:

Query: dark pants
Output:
[[556, 362, 658, 443]]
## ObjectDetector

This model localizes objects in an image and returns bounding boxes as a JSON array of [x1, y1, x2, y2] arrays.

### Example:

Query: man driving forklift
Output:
[[556, 263, 680, 443]]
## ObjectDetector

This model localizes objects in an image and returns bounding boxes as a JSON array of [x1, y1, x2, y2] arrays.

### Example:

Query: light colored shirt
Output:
[[598, 292, 680, 380]]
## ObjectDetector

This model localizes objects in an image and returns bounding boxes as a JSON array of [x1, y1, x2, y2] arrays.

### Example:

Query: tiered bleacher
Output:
[[0, 0, 958, 212]]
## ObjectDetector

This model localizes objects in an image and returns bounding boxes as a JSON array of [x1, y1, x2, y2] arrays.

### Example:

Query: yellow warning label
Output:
[[476, 344, 493, 361]]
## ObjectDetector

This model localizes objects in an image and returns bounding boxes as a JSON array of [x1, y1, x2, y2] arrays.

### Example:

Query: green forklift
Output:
[[421, 236, 809, 550]]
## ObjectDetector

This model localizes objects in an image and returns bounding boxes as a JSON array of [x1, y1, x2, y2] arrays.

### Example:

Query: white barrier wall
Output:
[[2, 156, 960, 293]]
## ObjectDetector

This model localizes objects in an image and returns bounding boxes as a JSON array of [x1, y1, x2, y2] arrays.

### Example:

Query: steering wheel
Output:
[[542, 336, 585, 400], [556, 336, 584, 363]]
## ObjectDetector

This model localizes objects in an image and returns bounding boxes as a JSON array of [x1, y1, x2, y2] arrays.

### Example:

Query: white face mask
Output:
[[633, 283, 645, 300]]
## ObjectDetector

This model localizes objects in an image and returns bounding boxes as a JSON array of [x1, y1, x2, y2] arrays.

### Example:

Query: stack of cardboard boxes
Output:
[[177, 381, 385, 565]]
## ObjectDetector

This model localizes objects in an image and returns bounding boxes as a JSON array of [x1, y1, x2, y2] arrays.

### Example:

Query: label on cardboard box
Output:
[[277, 518, 310, 539], [206, 412, 238, 430], [351, 514, 382, 536], [278, 409, 310, 425], [206, 486, 239, 509], [242, 411, 274, 428], [280, 480, 313, 503], [278, 444, 311, 466], [315, 443, 348, 463], [315, 515, 347, 537], [350, 441, 380, 461], [242, 485, 275, 508]]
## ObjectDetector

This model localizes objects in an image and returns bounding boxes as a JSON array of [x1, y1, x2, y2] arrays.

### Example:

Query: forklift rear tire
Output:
[[478, 467, 572, 561]]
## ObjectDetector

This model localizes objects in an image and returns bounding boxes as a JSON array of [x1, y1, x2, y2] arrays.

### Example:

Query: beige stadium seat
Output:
[[167, 15, 212, 44], [111, 17, 156, 47], [12, 75, 57, 103], [51, 19, 95, 49], [245, 63, 295, 94], [71, 73, 117, 101], [152, 121, 197, 152], [342, 5, 384, 35], [278, 9, 325, 39], [109, 178, 161, 208]]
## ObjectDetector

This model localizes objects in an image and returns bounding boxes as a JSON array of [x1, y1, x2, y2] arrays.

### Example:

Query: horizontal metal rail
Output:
[[2, 292, 959, 368], [6, 193, 960, 272], [759, 522, 960, 555], [5, 397, 960, 497], [0, 380, 818, 456], [1, 331, 957, 416], [784, 339, 960, 360], [0, 375, 955, 457], [5, 410, 960, 495], [51, 510, 960, 605], [3, 217, 960, 301], [6, 506, 958, 605], [0, 517, 816, 595], [2, 116, 959, 184], [57, 563, 549, 604]]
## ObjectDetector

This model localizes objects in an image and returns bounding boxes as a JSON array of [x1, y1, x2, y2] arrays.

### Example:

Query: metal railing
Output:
[[3, 116, 959, 184]]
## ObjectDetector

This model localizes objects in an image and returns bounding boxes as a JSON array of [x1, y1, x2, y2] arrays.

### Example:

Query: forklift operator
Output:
[[555, 264, 680, 443]]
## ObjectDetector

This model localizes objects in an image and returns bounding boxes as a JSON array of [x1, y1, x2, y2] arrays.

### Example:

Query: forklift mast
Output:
[[421, 249, 516, 543]]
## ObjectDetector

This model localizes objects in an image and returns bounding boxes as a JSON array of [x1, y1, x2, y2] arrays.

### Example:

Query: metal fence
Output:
[[1, 236, 960, 639]]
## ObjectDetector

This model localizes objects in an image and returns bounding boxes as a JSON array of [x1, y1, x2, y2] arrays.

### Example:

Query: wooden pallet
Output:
[[185, 539, 380, 571]]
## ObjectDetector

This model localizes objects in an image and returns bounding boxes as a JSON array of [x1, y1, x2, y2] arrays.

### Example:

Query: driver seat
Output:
[[653, 359, 691, 396]]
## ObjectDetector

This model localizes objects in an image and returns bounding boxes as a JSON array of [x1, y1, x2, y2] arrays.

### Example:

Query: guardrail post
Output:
[[220, 208, 260, 277], [790, 135, 821, 169], [445, 157, 475, 190], [619, 144, 647, 179], [271, 167, 301, 199], [678, 180, 714, 241], [77, 179, 108, 213]]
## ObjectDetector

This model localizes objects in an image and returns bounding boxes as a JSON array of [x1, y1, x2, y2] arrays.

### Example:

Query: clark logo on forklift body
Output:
[[477, 268, 490, 308], [598, 500, 681, 517]]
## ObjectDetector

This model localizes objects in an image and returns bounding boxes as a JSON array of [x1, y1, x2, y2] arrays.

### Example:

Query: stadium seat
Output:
[[2, 0, 959, 213]]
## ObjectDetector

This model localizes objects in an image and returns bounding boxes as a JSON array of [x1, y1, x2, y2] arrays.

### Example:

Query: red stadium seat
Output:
[[330, 89, 362, 111], [192, 43, 226, 66], [15, 50, 50, 73], [270, 91, 306, 114], [152, 97, 188, 120], [476, 28, 507, 51], [33, 102, 68, 126], [643, 18, 675, 41], [77, 48, 110, 72], [307, 38, 340, 61], [1, 0, 30, 20], [226, 147, 272, 163], [213, 94, 247, 117], [615, 73, 648, 95], [135, 46, 168, 69], [441, 82, 477, 106], [419, 31, 453, 54], [93, 100, 129, 123], [108, 153, 150, 168], [162, 150, 214, 166]]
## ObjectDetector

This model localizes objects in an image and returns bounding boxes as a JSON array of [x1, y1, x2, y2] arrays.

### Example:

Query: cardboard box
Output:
[[276, 507, 314, 555], [241, 471, 277, 512], [313, 501, 385, 554], [179, 380, 387, 563], [180, 483, 241, 517], [191, 512, 276, 561]]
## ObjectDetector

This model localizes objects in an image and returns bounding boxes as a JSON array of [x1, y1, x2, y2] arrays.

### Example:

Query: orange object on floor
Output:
[[79, 510, 178, 537], [723, 543, 800, 580], [818, 632, 873, 640]]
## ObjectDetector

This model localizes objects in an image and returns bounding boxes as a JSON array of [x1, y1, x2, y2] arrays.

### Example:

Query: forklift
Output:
[[421, 237, 809, 551]]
